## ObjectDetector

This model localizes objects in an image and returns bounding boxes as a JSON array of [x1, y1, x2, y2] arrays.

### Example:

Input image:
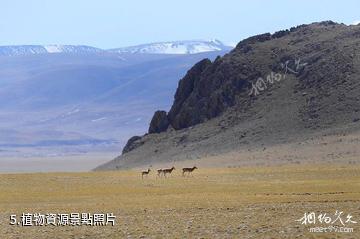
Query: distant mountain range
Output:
[[0, 45, 102, 56], [0, 40, 232, 56], [109, 39, 233, 54], [0, 40, 232, 158]]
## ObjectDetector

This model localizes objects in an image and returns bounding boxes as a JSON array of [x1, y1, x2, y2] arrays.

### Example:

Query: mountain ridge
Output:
[[0, 45, 103, 56], [0, 40, 233, 57], [110, 39, 233, 54]]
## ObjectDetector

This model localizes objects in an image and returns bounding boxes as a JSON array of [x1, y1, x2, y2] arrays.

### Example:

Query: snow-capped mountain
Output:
[[0, 40, 233, 57], [109, 39, 233, 54], [0, 45, 103, 56]]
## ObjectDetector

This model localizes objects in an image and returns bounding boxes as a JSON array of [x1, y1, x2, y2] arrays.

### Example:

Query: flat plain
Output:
[[0, 164, 359, 238]]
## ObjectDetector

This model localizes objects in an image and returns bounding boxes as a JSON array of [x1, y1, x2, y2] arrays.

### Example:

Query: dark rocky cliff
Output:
[[147, 21, 351, 134]]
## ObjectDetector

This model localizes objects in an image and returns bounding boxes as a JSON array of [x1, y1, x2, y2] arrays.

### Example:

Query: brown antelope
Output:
[[162, 166, 175, 177], [141, 168, 151, 179], [182, 166, 198, 176], [157, 168, 163, 177]]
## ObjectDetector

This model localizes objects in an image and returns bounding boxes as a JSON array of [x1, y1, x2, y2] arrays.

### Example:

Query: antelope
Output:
[[162, 166, 175, 177], [182, 166, 198, 176], [157, 168, 163, 177], [141, 168, 151, 179]]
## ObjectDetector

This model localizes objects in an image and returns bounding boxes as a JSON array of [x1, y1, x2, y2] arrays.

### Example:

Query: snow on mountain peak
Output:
[[109, 39, 233, 55], [44, 45, 63, 53]]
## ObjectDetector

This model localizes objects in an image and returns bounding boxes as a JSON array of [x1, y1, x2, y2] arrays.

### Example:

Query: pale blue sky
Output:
[[1, 0, 359, 48]]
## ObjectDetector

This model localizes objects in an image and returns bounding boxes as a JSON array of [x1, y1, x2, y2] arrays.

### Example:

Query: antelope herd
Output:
[[141, 166, 198, 179]]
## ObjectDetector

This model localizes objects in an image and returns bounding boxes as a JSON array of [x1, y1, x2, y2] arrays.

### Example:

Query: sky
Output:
[[1, 0, 360, 49]]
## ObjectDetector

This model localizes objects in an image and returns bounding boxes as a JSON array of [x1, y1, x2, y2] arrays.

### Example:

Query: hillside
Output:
[[95, 21, 360, 170]]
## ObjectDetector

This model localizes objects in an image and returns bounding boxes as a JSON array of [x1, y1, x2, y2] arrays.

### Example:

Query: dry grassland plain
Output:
[[0, 164, 359, 238]]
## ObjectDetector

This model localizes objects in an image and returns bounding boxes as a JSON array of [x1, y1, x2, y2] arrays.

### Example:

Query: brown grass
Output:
[[0, 164, 359, 238]]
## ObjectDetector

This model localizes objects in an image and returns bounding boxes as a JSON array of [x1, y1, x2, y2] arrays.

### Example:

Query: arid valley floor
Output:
[[0, 164, 359, 238]]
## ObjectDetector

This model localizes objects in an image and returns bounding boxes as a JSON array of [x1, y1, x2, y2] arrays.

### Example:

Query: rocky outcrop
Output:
[[148, 29, 304, 132], [148, 110, 170, 133], [122, 136, 143, 154], [147, 21, 351, 133], [167, 59, 212, 129]]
